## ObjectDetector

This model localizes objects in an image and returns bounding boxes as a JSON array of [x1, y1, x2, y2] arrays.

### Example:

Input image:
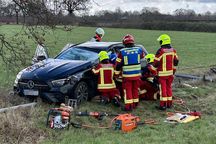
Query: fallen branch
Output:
[[175, 74, 202, 80], [210, 68, 216, 74], [182, 83, 198, 89], [175, 73, 215, 82], [0, 102, 36, 113]]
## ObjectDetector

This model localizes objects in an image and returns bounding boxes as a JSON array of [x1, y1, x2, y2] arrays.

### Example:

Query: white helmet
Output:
[[95, 28, 105, 38]]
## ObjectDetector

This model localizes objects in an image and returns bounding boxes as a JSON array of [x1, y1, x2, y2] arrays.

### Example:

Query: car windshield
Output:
[[56, 47, 98, 61]]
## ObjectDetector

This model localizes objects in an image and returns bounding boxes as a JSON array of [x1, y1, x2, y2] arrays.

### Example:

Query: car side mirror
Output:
[[37, 56, 46, 61]]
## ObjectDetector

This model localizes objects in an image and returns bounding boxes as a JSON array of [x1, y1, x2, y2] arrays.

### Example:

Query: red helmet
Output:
[[122, 34, 135, 45]]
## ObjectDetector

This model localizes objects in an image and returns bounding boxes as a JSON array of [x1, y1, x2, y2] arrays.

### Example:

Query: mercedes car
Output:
[[14, 42, 147, 104]]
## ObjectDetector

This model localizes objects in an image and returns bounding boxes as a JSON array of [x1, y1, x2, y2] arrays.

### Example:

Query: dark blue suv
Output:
[[14, 42, 147, 104]]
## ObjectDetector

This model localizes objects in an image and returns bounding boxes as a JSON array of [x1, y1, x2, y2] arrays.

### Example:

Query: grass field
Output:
[[0, 25, 216, 144], [44, 83, 216, 144]]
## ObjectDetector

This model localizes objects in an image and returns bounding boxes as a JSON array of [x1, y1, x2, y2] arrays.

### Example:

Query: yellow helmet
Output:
[[157, 34, 171, 46], [98, 51, 109, 62], [145, 54, 155, 63]]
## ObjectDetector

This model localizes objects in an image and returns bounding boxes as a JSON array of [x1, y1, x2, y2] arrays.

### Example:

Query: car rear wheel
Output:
[[72, 81, 89, 104]]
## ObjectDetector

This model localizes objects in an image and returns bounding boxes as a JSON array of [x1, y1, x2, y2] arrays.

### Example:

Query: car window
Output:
[[108, 44, 124, 53], [108, 44, 147, 55], [56, 47, 98, 61]]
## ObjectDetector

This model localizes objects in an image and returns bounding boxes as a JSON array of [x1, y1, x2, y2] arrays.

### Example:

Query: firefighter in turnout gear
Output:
[[139, 54, 159, 100], [116, 34, 145, 111], [90, 28, 105, 42], [153, 34, 179, 110], [92, 51, 121, 106]]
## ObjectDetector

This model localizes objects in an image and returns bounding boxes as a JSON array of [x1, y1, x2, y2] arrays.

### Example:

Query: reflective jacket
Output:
[[141, 63, 157, 82], [92, 63, 116, 91], [116, 47, 144, 80], [154, 45, 179, 77]]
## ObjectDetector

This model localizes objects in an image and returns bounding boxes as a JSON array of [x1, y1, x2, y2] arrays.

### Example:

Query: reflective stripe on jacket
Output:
[[116, 47, 144, 80], [154, 47, 178, 77], [92, 63, 116, 90]]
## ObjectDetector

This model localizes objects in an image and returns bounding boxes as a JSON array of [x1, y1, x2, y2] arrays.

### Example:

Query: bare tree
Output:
[[61, 0, 90, 16], [174, 9, 196, 17], [141, 7, 160, 15], [0, 0, 90, 70], [0, 32, 30, 69]]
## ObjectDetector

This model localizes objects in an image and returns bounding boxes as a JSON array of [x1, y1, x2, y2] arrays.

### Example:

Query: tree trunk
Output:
[[16, 11, 19, 24]]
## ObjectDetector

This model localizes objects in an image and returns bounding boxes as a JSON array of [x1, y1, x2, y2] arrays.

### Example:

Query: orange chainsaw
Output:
[[73, 111, 157, 132], [113, 113, 140, 132]]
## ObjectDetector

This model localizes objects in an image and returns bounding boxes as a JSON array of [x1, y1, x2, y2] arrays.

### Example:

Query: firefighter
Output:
[[92, 51, 121, 106], [116, 34, 145, 111], [139, 54, 159, 100], [90, 28, 105, 42], [109, 48, 124, 97], [153, 34, 179, 110]]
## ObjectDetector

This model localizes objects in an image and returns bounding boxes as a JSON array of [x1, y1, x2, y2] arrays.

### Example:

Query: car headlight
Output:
[[51, 75, 80, 87], [14, 68, 26, 86], [51, 78, 69, 87]]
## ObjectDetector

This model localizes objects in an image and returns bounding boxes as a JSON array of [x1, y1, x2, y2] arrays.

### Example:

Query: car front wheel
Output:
[[72, 81, 89, 104]]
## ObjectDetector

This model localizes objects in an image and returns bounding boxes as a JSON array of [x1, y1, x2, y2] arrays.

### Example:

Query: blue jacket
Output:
[[116, 47, 144, 79]]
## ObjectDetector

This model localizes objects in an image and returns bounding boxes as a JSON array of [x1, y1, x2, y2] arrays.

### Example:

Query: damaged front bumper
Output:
[[14, 75, 80, 103]]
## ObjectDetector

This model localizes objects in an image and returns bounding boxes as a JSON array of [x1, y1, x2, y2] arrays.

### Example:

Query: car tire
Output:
[[71, 81, 89, 104]]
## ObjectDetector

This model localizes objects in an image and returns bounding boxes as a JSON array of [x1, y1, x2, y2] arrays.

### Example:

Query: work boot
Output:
[[167, 104, 173, 109], [121, 107, 132, 112], [100, 96, 109, 105], [167, 101, 173, 108], [155, 106, 166, 111], [121, 104, 132, 111], [111, 97, 121, 107], [133, 102, 139, 109]]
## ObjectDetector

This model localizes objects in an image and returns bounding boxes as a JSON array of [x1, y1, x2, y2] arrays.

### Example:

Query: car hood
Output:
[[20, 58, 92, 81]]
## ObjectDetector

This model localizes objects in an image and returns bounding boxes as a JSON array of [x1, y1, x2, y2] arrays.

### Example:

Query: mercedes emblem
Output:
[[27, 80, 35, 89]]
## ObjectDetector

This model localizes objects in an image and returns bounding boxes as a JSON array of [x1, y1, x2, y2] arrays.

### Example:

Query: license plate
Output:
[[23, 89, 39, 96]]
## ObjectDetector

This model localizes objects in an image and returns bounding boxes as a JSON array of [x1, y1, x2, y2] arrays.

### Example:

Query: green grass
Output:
[[1, 25, 216, 144], [41, 83, 216, 144], [1, 25, 216, 67]]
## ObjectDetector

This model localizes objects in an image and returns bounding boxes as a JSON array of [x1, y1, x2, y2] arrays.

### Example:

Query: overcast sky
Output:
[[90, 0, 216, 14]]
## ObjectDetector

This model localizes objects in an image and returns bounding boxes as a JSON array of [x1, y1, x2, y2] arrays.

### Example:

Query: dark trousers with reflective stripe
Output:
[[158, 75, 174, 107], [123, 79, 140, 110]]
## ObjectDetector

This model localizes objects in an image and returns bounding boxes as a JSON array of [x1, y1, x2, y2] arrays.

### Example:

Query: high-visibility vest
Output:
[[154, 47, 178, 77], [92, 63, 116, 90], [116, 47, 144, 79]]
